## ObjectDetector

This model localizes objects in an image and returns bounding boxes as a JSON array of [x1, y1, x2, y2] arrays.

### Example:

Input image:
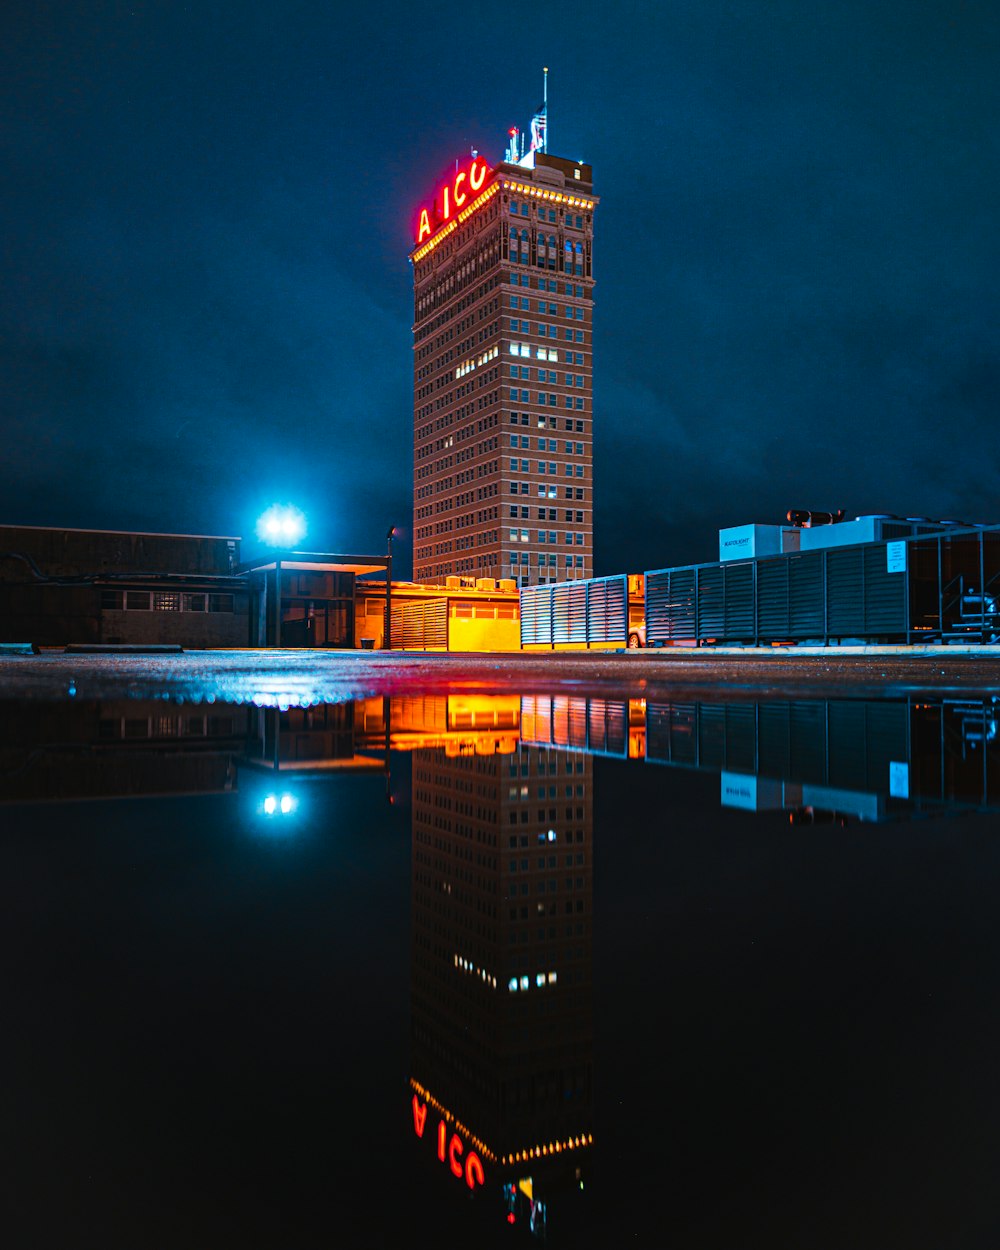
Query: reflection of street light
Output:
[[385, 526, 396, 650], [256, 505, 306, 547], [261, 792, 298, 819]]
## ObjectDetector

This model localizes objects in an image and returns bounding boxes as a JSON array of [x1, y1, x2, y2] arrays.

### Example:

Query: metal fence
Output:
[[645, 525, 1000, 646], [520, 575, 628, 649]]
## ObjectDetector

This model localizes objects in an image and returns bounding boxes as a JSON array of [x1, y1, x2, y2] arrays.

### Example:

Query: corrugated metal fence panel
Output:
[[787, 553, 824, 636], [424, 598, 448, 649], [587, 579, 607, 641], [519, 694, 542, 742], [602, 575, 628, 642], [646, 568, 696, 643], [697, 566, 725, 638], [696, 703, 757, 770], [723, 563, 755, 639], [757, 702, 792, 776], [393, 602, 425, 649], [756, 559, 790, 637], [567, 697, 589, 748], [828, 701, 908, 790], [520, 584, 553, 646], [863, 545, 907, 635], [788, 701, 829, 782], [757, 701, 828, 780], [723, 703, 757, 772], [826, 548, 865, 636], [586, 699, 628, 756], [645, 702, 699, 765], [551, 581, 587, 643]]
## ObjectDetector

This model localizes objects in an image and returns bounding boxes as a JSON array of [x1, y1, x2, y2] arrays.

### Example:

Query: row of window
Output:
[[510, 275, 587, 298], [508, 553, 586, 568], [518, 485, 581, 500], [509, 297, 586, 319], [508, 200, 588, 231], [101, 591, 235, 613], [510, 438, 586, 454], [508, 341, 562, 361], [508, 507, 586, 523], [510, 390, 586, 409], [509, 460, 586, 477], [509, 320, 586, 341], [509, 529, 586, 545], [510, 413, 586, 432], [509, 369, 586, 387]]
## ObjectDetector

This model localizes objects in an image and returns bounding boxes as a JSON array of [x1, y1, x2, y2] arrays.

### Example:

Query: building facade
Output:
[[410, 150, 598, 587]]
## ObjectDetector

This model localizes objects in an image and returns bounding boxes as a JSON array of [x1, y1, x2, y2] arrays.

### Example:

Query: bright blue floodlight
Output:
[[256, 504, 306, 547]]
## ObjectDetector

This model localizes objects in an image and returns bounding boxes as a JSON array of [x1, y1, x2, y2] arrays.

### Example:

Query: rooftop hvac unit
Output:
[[476, 578, 497, 592], [498, 578, 517, 592], [445, 576, 461, 589]]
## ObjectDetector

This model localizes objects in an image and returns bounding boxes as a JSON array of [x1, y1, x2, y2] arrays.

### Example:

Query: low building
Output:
[[0, 524, 248, 647], [357, 577, 521, 651]]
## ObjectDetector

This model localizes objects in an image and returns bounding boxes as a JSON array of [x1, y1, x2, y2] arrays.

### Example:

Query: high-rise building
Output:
[[410, 141, 598, 587]]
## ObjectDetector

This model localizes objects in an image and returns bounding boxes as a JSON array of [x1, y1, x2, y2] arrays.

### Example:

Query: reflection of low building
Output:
[[0, 700, 251, 802], [409, 741, 594, 1236], [240, 704, 387, 775]]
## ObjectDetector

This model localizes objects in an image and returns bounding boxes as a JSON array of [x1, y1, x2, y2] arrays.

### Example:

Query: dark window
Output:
[[125, 591, 150, 611], [100, 590, 123, 610], [209, 594, 234, 613]]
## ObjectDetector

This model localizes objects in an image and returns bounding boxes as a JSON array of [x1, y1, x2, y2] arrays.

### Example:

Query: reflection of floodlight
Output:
[[256, 505, 306, 547], [261, 792, 298, 819]]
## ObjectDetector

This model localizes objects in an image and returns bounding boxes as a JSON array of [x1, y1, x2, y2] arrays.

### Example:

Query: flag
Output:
[[529, 103, 546, 152]]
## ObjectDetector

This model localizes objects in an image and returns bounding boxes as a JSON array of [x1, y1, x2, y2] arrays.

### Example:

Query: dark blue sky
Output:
[[2, 1, 997, 574]]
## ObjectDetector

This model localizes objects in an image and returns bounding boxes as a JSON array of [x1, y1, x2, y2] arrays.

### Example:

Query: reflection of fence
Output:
[[645, 700, 910, 789], [520, 695, 640, 759], [521, 576, 628, 649]]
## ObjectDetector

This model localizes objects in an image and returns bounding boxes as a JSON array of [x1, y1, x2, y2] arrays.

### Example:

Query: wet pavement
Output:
[[2, 647, 1000, 705]]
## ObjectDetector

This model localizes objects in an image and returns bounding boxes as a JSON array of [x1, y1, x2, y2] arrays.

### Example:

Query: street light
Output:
[[385, 526, 396, 650], [256, 504, 306, 547]]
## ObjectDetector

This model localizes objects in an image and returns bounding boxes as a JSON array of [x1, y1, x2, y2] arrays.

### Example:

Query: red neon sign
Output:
[[415, 157, 492, 244], [412, 1094, 485, 1190]]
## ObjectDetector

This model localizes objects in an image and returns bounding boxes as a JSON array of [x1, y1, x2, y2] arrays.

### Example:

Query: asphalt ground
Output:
[[1, 648, 999, 704]]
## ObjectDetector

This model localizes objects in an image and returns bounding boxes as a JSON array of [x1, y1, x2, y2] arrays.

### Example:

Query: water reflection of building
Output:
[[645, 697, 1000, 821], [0, 700, 250, 802], [519, 694, 1000, 822], [409, 740, 594, 1235]]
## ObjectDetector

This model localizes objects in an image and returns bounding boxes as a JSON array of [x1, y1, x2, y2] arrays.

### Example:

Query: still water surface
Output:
[[2, 689, 999, 1247]]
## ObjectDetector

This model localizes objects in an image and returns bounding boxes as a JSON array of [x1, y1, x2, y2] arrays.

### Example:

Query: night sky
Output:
[[3, 2, 997, 577]]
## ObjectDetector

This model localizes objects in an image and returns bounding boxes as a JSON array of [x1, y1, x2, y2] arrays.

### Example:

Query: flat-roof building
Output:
[[410, 125, 597, 588]]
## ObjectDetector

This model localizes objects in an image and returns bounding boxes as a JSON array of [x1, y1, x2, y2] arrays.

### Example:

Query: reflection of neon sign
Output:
[[415, 158, 492, 244], [412, 1094, 485, 1189]]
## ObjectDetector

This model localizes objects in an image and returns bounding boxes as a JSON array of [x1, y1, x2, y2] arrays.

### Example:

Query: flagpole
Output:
[[543, 66, 548, 151]]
